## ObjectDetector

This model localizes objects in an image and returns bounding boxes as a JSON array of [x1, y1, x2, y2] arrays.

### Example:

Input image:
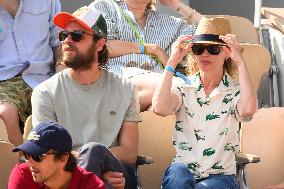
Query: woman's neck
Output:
[[125, 0, 147, 20], [200, 71, 223, 96]]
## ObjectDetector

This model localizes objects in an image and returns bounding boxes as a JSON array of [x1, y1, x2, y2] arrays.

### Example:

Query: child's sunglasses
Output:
[[23, 152, 56, 162], [191, 44, 223, 55], [58, 30, 91, 42]]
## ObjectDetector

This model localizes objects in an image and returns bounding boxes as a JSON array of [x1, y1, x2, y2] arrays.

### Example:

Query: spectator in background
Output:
[[8, 122, 105, 189], [89, 0, 202, 111], [0, 0, 61, 146], [152, 17, 257, 188], [32, 7, 141, 189]]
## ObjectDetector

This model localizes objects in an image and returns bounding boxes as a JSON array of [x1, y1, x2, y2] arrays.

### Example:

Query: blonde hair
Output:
[[147, 0, 157, 10], [187, 55, 238, 80]]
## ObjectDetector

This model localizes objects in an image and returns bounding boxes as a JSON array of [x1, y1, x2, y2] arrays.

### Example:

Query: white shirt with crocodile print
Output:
[[171, 72, 249, 179]]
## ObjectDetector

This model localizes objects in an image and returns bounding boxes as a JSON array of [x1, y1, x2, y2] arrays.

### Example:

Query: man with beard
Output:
[[8, 122, 105, 189], [31, 7, 141, 189]]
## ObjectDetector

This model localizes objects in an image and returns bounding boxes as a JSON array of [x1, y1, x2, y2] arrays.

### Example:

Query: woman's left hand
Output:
[[219, 34, 244, 66], [159, 0, 182, 10]]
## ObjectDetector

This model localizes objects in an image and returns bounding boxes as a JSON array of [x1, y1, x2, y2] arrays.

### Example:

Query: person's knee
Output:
[[0, 103, 19, 127], [162, 163, 194, 189], [195, 175, 239, 189], [165, 163, 191, 177], [79, 142, 109, 157]]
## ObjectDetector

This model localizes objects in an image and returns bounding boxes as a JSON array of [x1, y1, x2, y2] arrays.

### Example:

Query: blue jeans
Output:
[[162, 163, 239, 189]]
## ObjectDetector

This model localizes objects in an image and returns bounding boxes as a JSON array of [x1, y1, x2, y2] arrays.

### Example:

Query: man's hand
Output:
[[145, 44, 169, 66], [102, 171, 125, 189]]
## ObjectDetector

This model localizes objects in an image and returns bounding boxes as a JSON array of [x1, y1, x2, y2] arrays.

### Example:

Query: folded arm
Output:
[[108, 40, 169, 66], [109, 121, 139, 165]]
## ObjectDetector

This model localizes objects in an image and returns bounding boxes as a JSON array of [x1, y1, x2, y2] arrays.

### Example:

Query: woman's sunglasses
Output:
[[58, 30, 91, 42], [191, 44, 223, 55], [23, 152, 56, 162]]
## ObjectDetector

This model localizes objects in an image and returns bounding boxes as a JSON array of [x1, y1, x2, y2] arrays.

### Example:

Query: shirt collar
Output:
[[187, 72, 236, 90]]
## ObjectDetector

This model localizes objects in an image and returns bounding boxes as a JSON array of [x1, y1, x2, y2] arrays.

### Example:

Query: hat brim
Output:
[[193, 41, 227, 46], [53, 12, 93, 33], [193, 34, 227, 46], [13, 141, 50, 156]]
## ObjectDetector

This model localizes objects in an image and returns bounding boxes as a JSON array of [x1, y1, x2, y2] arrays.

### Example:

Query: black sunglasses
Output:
[[191, 44, 223, 55], [58, 30, 91, 42], [23, 152, 56, 162]]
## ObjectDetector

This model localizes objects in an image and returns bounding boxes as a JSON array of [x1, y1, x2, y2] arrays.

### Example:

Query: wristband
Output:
[[139, 44, 145, 54], [165, 65, 191, 85], [165, 65, 175, 74]]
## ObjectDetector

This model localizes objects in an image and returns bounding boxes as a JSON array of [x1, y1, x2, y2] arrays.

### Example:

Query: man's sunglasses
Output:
[[191, 44, 223, 55], [58, 30, 91, 42], [23, 152, 56, 162]]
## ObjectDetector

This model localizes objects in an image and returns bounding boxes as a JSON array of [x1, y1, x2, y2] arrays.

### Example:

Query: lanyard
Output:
[[114, 1, 164, 69], [116, 2, 144, 44]]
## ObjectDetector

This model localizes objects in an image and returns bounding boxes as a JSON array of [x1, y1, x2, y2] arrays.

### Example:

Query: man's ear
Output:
[[60, 153, 69, 165], [97, 38, 106, 51]]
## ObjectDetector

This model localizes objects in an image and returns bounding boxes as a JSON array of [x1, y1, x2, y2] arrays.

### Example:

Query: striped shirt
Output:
[[0, 0, 61, 88], [89, 0, 196, 77]]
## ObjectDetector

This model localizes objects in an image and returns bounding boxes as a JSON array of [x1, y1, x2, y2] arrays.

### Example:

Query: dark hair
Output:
[[92, 34, 109, 70], [54, 152, 77, 172]]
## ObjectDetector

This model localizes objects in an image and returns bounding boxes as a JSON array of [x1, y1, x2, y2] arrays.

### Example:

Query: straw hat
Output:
[[186, 17, 271, 93], [193, 17, 232, 45]]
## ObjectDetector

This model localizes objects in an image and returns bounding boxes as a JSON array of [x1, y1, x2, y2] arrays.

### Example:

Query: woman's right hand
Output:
[[167, 35, 193, 67]]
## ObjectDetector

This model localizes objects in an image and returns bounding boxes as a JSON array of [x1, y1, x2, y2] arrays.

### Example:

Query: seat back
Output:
[[240, 43, 271, 95], [138, 111, 175, 189], [0, 141, 19, 189], [23, 115, 32, 141], [241, 107, 284, 188], [0, 118, 8, 141], [205, 15, 259, 44]]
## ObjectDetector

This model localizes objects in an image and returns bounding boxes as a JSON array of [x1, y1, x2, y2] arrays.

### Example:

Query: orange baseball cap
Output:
[[53, 6, 106, 37]]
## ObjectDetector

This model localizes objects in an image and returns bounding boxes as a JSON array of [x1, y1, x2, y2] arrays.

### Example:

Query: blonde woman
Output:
[[153, 17, 257, 188]]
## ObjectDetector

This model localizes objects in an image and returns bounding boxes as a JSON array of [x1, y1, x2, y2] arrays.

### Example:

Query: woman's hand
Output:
[[167, 35, 193, 67], [159, 0, 182, 10], [219, 34, 244, 66]]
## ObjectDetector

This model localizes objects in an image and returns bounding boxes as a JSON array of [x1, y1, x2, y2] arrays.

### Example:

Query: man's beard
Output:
[[62, 43, 96, 71]]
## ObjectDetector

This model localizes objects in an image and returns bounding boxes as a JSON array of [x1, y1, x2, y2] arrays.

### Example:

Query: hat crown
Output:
[[28, 122, 72, 152], [53, 6, 107, 37], [195, 17, 232, 36]]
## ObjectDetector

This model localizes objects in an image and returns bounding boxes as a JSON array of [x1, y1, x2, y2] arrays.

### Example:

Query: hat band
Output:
[[193, 34, 225, 44]]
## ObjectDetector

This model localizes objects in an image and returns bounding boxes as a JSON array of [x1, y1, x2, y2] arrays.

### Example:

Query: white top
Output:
[[172, 72, 249, 179]]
